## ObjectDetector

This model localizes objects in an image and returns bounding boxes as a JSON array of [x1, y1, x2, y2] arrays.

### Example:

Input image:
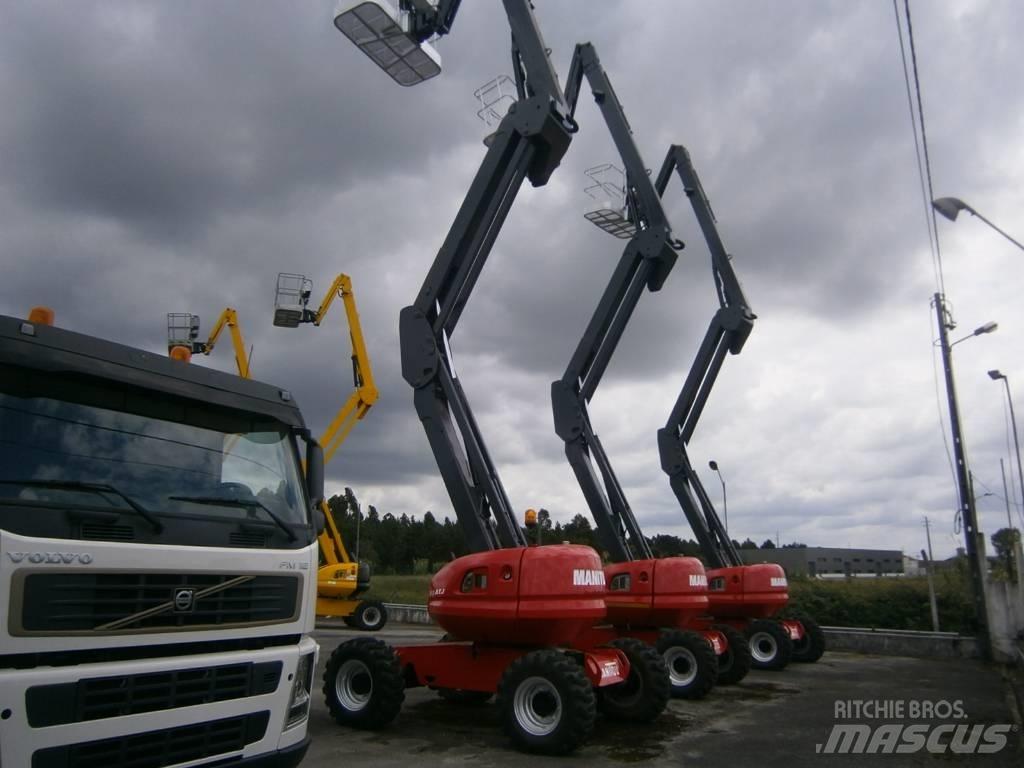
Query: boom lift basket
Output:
[[474, 75, 516, 126], [583, 164, 635, 239], [166, 313, 200, 351], [334, 1, 442, 87], [273, 273, 313, 328]]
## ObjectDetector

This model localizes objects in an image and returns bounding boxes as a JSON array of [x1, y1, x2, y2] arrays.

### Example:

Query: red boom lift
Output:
[[322, 0, 670, 754], [654, 145, 826, 670], [550, 56, 752, 698]]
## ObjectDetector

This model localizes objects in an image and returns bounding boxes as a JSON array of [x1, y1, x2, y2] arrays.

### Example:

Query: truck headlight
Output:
[[285, 652, 314, 729]]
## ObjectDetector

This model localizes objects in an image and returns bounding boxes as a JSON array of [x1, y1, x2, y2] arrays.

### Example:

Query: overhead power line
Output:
[[892, 0, 946, 298]]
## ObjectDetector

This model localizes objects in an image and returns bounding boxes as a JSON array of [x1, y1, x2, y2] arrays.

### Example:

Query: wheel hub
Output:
[[663, 646, 698, 688], [335, 658, 373, 711], [513, 676, 563, 736], [750, 632, 778, 663], [362, 606, 382, 627]]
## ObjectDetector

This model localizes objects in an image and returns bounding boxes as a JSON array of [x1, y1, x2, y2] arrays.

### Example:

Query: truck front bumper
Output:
[[228, 735, 311, 768]]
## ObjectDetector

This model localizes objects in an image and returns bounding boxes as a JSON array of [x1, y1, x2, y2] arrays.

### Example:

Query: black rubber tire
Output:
[[746, 619, 793, 671], [656, 629, 718, 699], [496, 650, 596, 755], [353, 600, 387, 632], [711, 624, 752, 685], [323, 637, 405, 728], [789, 613, 826, 663], [342, 615, 358, 628], [597, 638, 670, 722], [436, 687, 494, 705]]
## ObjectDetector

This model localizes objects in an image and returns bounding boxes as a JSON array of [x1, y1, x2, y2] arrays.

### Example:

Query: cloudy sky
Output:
[[2, 1, 1021, 559]]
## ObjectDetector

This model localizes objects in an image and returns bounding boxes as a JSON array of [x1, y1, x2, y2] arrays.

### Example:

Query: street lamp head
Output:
[[708, 460, 719, 471], [932, 196, 970, 222], [973, 321, 998, 336], [988, 369, 1006, 381]]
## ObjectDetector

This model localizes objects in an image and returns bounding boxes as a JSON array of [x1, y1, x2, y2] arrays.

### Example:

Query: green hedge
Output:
[[360, 570, 977, 635], [787, 571, 975, 633]]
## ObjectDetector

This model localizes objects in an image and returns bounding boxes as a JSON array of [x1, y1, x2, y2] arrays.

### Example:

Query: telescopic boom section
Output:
[[551, 44, 681, 564], [654, 145, 756, 569], [399, 0, 573, 553]]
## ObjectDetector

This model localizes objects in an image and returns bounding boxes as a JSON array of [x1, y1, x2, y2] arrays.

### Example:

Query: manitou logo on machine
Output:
[[572, 569, 606, 587], [689, 574, 708, 587], [6, 551, 94, 565], [771, 577, 788, 588]]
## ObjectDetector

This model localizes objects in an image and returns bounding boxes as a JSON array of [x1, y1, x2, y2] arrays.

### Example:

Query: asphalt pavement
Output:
[[304, 623, 1021, 767]]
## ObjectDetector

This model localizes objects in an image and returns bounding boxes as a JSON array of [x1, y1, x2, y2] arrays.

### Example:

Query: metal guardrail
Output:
[[362, 610, 984, 658], [821, 626, 970, 640], [384, 603, 430, 611], [378, 611, 979, 639]]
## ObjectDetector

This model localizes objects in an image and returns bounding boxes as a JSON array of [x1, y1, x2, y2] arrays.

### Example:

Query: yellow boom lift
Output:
[[273, 272, 386, 630], [166, 308, 252, 377]]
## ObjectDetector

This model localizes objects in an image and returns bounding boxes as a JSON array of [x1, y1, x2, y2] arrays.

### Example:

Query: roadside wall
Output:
[[986, 537, 1024, 663]]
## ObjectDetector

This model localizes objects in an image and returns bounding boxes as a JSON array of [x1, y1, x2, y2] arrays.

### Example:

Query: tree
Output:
[[561, 514, 596, 547], [739, 538, 759, 550], [761, 539, 776, 549], [648, 534, 685, 558], [991, 527, 1021, 581]]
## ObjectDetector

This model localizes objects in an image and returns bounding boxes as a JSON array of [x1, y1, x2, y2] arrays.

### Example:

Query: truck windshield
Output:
[[0, 386, 309, 529]]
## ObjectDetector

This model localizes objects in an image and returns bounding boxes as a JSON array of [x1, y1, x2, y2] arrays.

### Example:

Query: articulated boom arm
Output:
[[551, 44, 681, 564], [399, 3, 576, 553], [197, 308, 251, 379], [654, 145, 755, 569], [313, 274, 380, 464]]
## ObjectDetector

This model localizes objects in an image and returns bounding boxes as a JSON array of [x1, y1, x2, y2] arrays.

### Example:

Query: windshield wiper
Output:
[[0, 480, 164, 533], [168, 495, 297, 542]]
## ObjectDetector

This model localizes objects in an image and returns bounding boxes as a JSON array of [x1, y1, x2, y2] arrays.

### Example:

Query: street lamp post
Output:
[[708, 460, 727, 537], [922, 516, 940, 632], [932, 197, 1024, 253], [988, 370, 1024, 526], [933, 293, 996, 659]]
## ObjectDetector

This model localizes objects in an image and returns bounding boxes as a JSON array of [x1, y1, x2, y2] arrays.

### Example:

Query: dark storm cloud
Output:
[[0, 1, 489, 244]]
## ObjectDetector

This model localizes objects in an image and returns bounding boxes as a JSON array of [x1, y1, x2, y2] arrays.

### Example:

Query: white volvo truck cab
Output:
[[0, 311, 322, 768]]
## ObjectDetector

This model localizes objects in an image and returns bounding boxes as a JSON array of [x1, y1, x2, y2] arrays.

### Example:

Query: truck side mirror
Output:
[[306, 440, 325, 512]]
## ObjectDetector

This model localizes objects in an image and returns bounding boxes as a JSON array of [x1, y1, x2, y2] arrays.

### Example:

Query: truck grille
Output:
[[31, 711, 269, 768], [17, 573, 300, 634], [25, 661, 282, 727]]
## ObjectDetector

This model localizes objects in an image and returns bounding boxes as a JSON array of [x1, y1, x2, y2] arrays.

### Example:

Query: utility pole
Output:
[[923, 516, 940, 632], [934, 293, 990, 658], [1002, 459, 1014, 532]]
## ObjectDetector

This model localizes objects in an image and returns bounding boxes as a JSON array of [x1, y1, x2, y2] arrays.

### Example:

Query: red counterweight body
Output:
[[705, 563, 790, 619], [602, 556, 710, 627], [429, 544, 609, 645]]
